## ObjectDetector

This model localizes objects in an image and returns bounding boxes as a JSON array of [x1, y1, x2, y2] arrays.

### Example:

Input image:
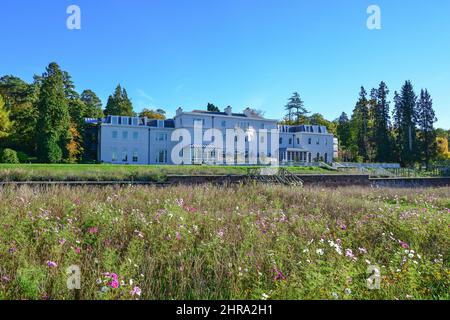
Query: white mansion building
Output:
[[89, 107, 338, 166]]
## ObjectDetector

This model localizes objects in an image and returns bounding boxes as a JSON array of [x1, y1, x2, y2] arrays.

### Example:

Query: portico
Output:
[[280, 148, 311, 164]]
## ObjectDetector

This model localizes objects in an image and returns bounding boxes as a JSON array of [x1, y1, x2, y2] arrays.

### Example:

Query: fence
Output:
[[383, 166, 450, 178]]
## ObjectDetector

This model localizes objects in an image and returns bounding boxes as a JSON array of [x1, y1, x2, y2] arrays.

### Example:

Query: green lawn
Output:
[[0, 164, 334, 182]]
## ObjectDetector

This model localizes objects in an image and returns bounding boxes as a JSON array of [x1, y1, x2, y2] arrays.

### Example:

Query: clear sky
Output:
[[1, 0, 449, 128]]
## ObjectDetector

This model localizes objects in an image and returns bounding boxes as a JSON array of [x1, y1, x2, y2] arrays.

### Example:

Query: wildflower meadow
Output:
[[0, 184, 448, 300]]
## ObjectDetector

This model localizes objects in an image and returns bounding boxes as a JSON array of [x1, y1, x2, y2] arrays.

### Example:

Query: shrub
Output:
[[0, 148, 20, 164], [16, 151, 30, 163]]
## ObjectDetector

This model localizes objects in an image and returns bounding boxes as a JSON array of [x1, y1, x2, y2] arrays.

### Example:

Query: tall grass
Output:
[[0, 184, 448, 300]]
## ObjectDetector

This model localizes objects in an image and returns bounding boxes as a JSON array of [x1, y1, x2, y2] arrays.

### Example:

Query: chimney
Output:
[[225, 106, 232, 116], [244, 107, 252, 117], [176, 107, 183, 116]]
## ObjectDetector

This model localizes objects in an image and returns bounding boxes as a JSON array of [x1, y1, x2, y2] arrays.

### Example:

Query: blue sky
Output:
[[1, 0, 449, 128]]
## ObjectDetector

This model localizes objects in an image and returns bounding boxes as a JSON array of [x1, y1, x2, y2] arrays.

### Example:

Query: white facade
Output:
[[95, 107, 336, 166]]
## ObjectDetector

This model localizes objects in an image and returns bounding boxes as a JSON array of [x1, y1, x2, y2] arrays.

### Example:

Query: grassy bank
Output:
[[0, 184, 448, 300], [0, 164, 333, 182]]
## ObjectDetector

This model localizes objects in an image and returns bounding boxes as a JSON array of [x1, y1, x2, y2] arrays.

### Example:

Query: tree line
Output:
[[1, 62, 449, 167], [282, 84, 450, 168], [0, 62, 165, 164]]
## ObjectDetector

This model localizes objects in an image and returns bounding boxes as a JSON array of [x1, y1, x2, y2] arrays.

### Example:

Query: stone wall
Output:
[[296, 175, 371, 187], [370, 177, 450, 188], [2, 175, 449, 188]]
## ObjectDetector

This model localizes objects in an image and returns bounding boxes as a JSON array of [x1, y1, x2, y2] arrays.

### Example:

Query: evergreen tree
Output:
[[62, 71, 80, 101], [35, 62, 71, 163], [286, 92, 308, 124], [337, 112, 351, 149], [351, 87, 370, 162], [81, 89, 104, 118], [104, 85, 134, 116], [416, 89, 437, 168], [207, 103, 220, 112], [393, 81, 418, 166], [371, 81, 392, 162]]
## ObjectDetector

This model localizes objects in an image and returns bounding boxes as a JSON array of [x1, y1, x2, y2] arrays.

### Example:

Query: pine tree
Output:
[[285, 92, 309, 124], [293, 92, 309, 124], [337, 112, 351, 148], [35, 62, 71, 163], [81, 89, 104, 118], [393, 81, 418, 166], [104, 85, 135, 116], [416, 89, 437, 169], [351, 87, 370, 162], [371, 81, 392, 162], [207, 103, 220, 112]]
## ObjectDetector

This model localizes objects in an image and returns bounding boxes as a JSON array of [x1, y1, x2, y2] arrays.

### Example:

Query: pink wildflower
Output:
[[273, 268, 286, 281], [400, 241, 409, 249], [88, 227, 99, 234], [345, 249, 356, 261], [176, 231, 182, 241], [110, 280, 119, 289], [185, 206, 197, 213], [59, 239, 66, 246], [130, 286, 142, 297], [74, 247, 81, 254], [47, 261, 58, 268]]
